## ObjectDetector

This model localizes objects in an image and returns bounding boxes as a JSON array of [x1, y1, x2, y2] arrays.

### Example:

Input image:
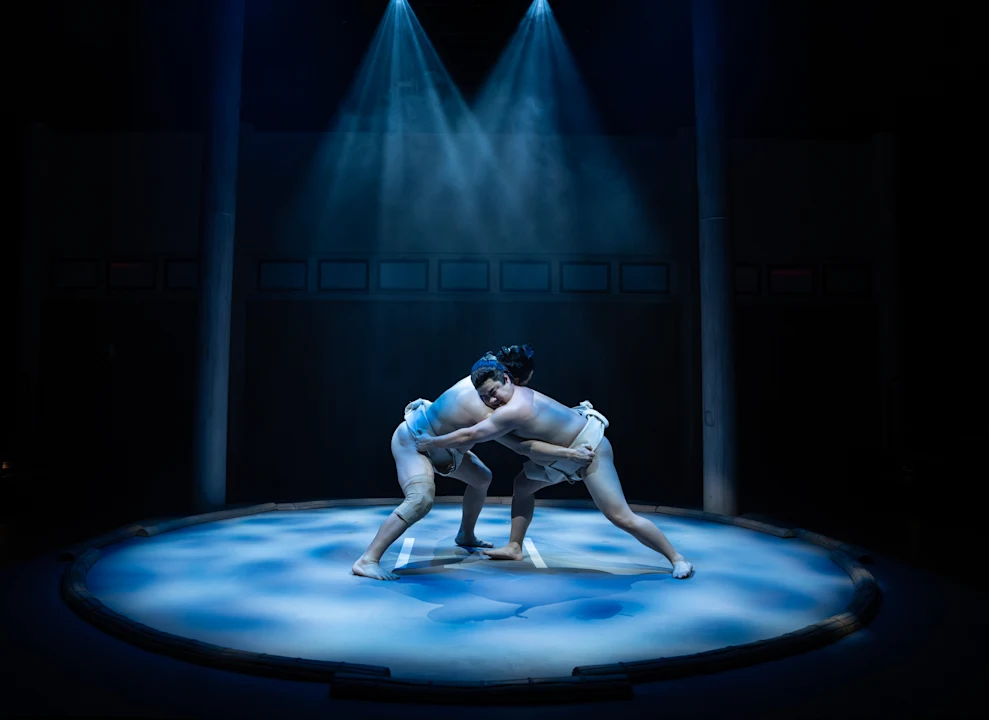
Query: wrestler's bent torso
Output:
[[506, 389, 589, 447]]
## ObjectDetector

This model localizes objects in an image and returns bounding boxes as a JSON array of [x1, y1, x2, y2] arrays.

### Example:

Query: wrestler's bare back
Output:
[[422, 377, 494, 435]]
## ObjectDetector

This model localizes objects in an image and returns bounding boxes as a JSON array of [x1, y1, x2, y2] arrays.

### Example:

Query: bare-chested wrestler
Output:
[[415, 353, 694, 579], [352, 345, 592, 581]]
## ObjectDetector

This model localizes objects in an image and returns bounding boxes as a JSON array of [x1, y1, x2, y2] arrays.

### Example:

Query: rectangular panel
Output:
[[165, 260, 198, 289], [439, 260, 489, 292], [54, 259, 100, 289], [319, 260, 368, 291], [734, 264, 760, 295], [258, 260, 307, 291], [561, 262, 610, 293], [379, 260, 428, 291], [768, 266, 815, 295], [824, 264, 871, 296], [108, 261, 156, 289], [500, 261, 550, 292], [620, 263, 669, 293]]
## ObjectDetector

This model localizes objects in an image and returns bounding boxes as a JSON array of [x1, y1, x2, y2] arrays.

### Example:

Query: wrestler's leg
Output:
[[582, 438, 693, 579], [484, 471, 548, 561], [445, 451, 494, 548], [352, 423, 435, 581]]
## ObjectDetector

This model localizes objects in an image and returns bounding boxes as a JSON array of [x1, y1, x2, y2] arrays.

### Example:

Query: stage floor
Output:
[[85, 504, 854, 681]]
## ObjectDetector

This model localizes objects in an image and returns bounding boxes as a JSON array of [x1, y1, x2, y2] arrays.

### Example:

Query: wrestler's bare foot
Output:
[[671, 556, 694, 579], [352, 556, 399, 581], [455, 533, 494, 549], [483, 542, 524, 561]]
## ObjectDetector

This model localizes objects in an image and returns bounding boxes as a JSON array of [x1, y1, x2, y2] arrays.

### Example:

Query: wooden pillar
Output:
[[192, 0, 246, 511], [691, 0, 738, 514]]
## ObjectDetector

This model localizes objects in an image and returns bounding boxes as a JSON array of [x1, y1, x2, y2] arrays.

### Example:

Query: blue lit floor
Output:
[[85, 505, 853, 681]]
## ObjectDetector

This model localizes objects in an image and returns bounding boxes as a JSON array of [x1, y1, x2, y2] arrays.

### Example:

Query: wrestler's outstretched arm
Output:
[[496, 435, 595, 467], [416, 405, 525, 451]]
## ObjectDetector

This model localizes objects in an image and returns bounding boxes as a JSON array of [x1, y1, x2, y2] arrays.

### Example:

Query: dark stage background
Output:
[[235, 299, 687, 505], [6, 0, 986, 583], [21, 121, 886, 531]]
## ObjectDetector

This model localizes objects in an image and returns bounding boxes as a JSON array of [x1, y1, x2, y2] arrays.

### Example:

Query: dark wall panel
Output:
[[39, 297, 198, 532], [734, 302, 881, 523]]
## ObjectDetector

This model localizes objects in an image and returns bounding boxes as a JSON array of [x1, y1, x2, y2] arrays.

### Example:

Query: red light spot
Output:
[[770, 269, 812, 277]]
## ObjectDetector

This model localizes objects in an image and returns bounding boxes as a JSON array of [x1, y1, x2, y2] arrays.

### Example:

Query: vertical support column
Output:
[[677, 126, 703, 504], [691, 0, 738, 515], [224, 122, 252, 506], [192, 0, 246, 512]]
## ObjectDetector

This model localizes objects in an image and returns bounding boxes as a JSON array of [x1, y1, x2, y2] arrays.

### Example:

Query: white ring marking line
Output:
[[395, 537, 414, 570], [523, 538, 547, 569]]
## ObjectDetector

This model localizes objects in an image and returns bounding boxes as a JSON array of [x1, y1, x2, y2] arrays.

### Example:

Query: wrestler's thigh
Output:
[[447, 451, 492, 488], [390, 423, 435, 494], [581, 439, 633, 517]]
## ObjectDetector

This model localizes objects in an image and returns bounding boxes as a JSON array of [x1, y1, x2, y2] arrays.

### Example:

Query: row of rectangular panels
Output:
[[50, 258, 872, 296], [51, 259, 670, 294], [53, 259, 197, 290], [734, 264, 872, 296], [260, 259, 668, 294]]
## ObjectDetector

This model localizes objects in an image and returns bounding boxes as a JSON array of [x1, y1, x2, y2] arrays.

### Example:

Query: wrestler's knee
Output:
[[460, 456, 492, 489], [396, 495, 434, 525], [395, 478, 435, 525], [606, 510, 638, 532]]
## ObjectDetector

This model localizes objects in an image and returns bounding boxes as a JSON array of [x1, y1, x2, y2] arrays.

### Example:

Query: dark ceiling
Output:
[[13, 0, 981, 137]]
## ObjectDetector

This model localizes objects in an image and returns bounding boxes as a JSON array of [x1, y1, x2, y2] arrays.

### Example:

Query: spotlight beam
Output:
[[472, 0, 658, 253]]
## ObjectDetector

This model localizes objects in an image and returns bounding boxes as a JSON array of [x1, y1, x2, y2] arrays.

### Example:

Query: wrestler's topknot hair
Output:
[[470, 353, 508, 389], [495, 344, 535, 386]]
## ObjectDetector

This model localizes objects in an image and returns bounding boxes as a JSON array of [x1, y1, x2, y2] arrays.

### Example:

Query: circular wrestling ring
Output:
[[60, 497, 880, 705]]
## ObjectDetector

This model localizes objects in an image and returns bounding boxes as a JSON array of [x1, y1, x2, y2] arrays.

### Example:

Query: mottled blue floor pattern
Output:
[[85, 506, 854, 680]]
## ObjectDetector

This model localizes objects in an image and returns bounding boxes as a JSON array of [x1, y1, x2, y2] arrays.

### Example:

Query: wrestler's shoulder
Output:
[[516, 388, 539, 415]]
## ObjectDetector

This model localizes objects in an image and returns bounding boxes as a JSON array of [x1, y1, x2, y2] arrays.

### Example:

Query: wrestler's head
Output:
[[470, 353, 516, 409], [495, 344, 535, 387]]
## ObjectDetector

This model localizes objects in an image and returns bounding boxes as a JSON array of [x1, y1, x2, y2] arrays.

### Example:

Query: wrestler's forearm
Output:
[[495, 436, 569, 463], [429, 428, 478, 449], [519, 440, 573, 464]]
